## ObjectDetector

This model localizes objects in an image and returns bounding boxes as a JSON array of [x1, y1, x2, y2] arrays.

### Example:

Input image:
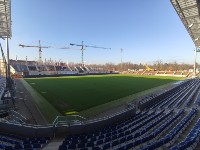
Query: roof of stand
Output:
[[0, 0, 11, 38], [171, 0, 200, 47]]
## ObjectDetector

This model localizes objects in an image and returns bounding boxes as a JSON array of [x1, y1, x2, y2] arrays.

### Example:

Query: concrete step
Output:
[[43, 138, 64, 150]]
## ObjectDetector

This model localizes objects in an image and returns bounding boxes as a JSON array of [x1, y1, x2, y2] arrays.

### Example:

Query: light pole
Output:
[[121, 48, 123, 72], [194, 36, 200, 76], [194, 48, 197, 76], [194, 47, 200, 76]]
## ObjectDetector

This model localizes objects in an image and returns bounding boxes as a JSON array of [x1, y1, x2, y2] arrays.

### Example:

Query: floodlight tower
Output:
[[194, 47, 200, 76], [194, 36, 200, 76], [121, 48, 123, 71], [188, 24, 200, 76]]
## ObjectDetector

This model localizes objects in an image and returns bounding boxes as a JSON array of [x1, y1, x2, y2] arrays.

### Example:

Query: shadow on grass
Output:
[[24, 75, 183, 119], [21, 79, 61, 123]]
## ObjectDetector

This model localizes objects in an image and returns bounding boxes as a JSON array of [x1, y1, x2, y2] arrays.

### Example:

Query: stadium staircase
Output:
[[141, 70, 146, 75], [43, 138, 64, 150]]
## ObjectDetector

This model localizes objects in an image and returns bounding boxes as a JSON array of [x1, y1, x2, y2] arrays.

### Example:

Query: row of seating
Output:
[[0, 131, 51, 150], [141, 108, 197, 150], [170, 118, 200, 150], [9, 77, 194, 150], [194, 92, 200, 106], [139, 94, 157, 105], [182, 80, 200, 107], [59, 78, 200, 150], [174, 80, 200, 108], [59, 110, 182, 150], [164, 79, 197, 109], [0, 75, 52, 149], [145, 79, 195, 110], [59, 111, 159, 149], [149, 78, 198, 110]]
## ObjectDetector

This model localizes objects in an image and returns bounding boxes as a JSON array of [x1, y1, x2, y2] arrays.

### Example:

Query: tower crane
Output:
[[19, 40, 51, 64], [70, 41, 111, 66]]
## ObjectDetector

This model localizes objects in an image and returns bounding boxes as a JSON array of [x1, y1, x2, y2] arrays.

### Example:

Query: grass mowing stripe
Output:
[[25, 74, 183, 117], [79, 82, 174, 118], [21, 79, 61, 123]]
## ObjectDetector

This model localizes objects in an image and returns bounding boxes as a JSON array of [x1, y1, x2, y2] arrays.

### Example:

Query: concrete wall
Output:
[[0, 107, 136, 138]]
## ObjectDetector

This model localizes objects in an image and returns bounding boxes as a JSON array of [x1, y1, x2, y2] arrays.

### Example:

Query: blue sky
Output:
[[1, 0, 196, 64]]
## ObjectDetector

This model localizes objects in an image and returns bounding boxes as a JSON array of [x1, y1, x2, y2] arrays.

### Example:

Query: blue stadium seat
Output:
[[77, 142, 85, 148], [96, 139, 103, 145], [112, 134, 118, 140], [86, 142, 94, 147], [59, 144, 67, 150], [14, 144, 23, 150], [80, 148, 88, 150], [126, 142, 134, 149], [112, 140, 119, 147], [23, 144, 32, 149], [68, 143, 76, 149], [32, 143, 42, 148], [5, 146, 14, 150], [92, 147, 101, 150], [103, 143, 111, 150], [104, 137, 111, 143], [119, 137, 126, 144]]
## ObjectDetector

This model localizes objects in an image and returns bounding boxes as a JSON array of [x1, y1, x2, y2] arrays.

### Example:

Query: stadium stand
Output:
[[27, 66, 37, 71], [9, 59, 111, 77], [54, 77, 200, 150], [0, 0, 199, 149], [170, 118, 200, 150], [75, 66, 84, 73], [142, 70, 157, 76], [19, 65, 28, 72], [0, 131, 51, 150], [1, 65, 200, 150]]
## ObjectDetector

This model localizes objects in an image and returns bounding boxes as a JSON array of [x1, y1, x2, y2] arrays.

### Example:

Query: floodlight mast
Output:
[[70, 41, 111, 66], [121, 48, 123, 71], [194, 36, 200, 76], [194, 47, 200, 76]]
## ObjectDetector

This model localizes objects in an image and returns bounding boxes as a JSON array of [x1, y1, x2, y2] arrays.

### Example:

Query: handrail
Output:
[[52, 105, 135, 126], [9, 110, 27, 122], [53, 114, 86, 125], [84, 106, 134, 124]]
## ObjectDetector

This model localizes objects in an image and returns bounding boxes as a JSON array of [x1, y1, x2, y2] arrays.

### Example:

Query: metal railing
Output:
[[53, 115, 86, 126], [85, 106, 135, 124]]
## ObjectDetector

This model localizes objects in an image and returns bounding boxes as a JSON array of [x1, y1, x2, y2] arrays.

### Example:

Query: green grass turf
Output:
[[25, 74, 183, 117]]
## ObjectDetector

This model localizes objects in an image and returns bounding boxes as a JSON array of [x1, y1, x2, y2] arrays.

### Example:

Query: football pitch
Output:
[[24, 74, 183, 121]]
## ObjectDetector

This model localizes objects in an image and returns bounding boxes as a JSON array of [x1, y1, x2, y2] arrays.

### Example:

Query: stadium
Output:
[[0, 0, 200, 150]]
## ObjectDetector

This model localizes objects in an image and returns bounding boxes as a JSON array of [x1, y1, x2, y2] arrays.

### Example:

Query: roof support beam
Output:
[[171, 0, 200, 47], [0, 0, 11, 38], [182, 4, 197, 10], [185, 15, 199, 19]]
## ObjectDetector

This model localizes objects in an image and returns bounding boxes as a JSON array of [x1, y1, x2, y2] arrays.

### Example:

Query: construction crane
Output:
[[144, 64, 155, 71], [19, 40, 51, 64], [70, 41, 111, 66]]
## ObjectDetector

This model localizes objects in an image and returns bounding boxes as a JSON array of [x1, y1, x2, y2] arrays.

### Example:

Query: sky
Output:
[[0, 0, 197, 65]]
